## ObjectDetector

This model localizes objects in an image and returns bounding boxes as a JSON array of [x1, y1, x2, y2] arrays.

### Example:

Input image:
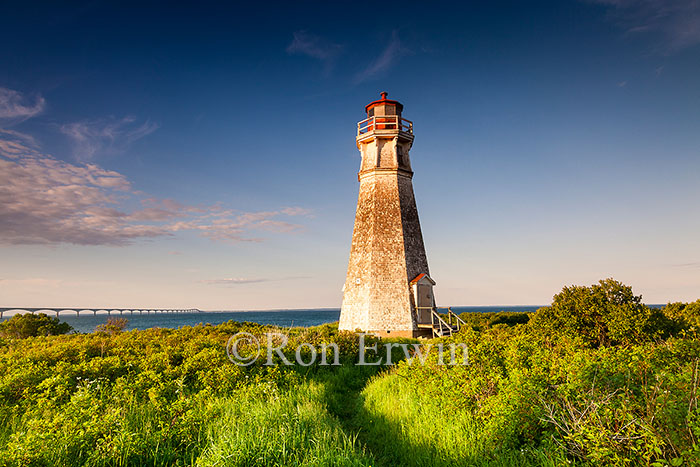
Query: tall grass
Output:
[[196, 381, 372, 467], [355, 370, 564, 467]]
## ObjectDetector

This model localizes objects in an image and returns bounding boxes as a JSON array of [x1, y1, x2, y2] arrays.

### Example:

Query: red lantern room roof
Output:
[[365, 91, 404, 114]]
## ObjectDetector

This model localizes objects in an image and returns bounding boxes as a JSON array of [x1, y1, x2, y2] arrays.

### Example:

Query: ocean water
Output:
[[0, 305, 547, 334], [40, 309, 341, 334]]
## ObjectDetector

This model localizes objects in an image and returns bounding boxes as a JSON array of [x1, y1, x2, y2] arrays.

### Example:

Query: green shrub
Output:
[[0, 313, 73, 338], [663, 300, 700, 331], [95, 317, 129, 335], [530, 278, 672, 347], [456, 311, 531, 331]]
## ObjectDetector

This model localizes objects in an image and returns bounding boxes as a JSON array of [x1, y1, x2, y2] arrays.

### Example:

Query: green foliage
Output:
[[0, 312, 73, 338], [663, 300, 700, 331], [0, 322, 388, 466], [530, 278, 672, 347], [456, 311, 531, 331], [367, 325, 700, 465], [95, 317, 129, 335], [0, 280, 698, 466]]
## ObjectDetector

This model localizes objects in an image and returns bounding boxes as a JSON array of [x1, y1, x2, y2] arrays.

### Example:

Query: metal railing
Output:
[[357, 115, 413, 136]]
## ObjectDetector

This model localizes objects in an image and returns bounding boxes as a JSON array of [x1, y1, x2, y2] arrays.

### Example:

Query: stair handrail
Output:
[[447, 307, 467, 331], [431, 308, 453, 338]]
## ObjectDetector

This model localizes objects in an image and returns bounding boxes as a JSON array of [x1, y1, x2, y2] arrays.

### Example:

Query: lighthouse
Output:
[[339, 93, 436, 338]]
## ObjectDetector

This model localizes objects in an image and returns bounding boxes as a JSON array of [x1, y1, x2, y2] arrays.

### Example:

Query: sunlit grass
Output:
[[197, 381, 372, 467]]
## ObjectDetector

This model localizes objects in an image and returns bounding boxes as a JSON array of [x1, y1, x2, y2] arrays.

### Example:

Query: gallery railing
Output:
[[357, 115, 413, 136]]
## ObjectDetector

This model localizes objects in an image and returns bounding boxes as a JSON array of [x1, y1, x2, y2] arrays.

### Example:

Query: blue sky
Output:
[[1, 0, 699, 309]]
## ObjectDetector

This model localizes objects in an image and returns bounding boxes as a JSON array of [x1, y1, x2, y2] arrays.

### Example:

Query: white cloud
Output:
[[0, 87, 45, 121], [590, 0, 700, 51], [60, 116, 159, 161], [0, 140, 311, 246], [354, 31, 408, 83]]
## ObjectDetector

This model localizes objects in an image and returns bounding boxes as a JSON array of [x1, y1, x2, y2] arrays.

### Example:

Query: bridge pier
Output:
[[0, 310, 3, 319], [93, 310, 97, 316]]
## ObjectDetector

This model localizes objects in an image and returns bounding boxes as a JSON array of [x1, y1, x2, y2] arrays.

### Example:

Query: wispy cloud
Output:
[[200, 276, 310, 286], [354, 31, 408, 83], [589, 0, 700, 52], [200, 278, 271, 285], [0, 278, 63, 288], [287, 31, 341, 60], [286, 31, 342, 74], [0, 87, 45, 122], [0, 138, 311, 246], [59, 116, 159, 161], [0, 128, 39, 147], [673, 262, 700, 268], [0, 129, 41, 159]]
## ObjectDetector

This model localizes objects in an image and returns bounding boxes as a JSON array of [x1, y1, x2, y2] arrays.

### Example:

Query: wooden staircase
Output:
[[416, 307, 467, 338]]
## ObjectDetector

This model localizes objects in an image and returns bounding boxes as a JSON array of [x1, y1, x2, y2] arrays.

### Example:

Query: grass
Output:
[[355, 369, 567, 467], [197, 381, 371, 467]]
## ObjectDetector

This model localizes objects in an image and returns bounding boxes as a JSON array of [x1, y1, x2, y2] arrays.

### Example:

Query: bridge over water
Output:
[[0, 308, 202, 319]]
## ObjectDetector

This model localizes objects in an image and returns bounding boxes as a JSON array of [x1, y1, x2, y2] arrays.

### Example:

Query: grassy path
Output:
[[311, 365, 384, 465]]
